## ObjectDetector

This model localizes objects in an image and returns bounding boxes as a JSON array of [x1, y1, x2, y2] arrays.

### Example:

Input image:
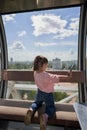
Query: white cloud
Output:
[[31, 13, 79, 39], [31, 14, 67, 37], [69, 18, 79, 30], [8, 41, 27, 61], [18, 30, 27, 37], [2, 14, 16, 23], [54, 18, 79, 39], [59, 41, 76, 46], [34, 41, 76, 47], [34, 42, 57, 47], [9, 41, 25, 51]]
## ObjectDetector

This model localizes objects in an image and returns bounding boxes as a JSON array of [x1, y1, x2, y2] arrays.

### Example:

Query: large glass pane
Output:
[[2, 7, 80, 103]]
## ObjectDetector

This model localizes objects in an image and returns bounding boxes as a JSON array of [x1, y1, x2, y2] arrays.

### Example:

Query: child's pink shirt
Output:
[[34, 71, 59, 93]]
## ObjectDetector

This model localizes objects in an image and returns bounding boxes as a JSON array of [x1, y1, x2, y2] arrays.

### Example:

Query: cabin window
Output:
[[2, 7, 80, 103]]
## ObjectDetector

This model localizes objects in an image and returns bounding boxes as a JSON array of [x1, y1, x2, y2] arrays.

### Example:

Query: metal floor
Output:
[[0, 121, 64, 130]]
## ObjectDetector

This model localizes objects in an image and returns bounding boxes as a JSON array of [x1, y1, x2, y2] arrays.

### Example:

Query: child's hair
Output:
[[33, 55, 48, 71]]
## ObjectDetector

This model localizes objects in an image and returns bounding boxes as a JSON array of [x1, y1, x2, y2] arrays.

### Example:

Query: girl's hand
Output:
[[68, 70, 72, 77]]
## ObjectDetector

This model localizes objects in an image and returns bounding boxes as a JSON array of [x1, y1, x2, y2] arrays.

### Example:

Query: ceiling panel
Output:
[[0, 0, 86, 14]]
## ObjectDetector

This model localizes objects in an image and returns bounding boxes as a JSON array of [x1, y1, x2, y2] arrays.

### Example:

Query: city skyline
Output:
[[9, 57, 77, 63]]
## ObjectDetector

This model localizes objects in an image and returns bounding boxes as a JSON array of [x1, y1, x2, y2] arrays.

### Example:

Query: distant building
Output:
[[52, 58, 62, 70], [10, 57, 13, 64]]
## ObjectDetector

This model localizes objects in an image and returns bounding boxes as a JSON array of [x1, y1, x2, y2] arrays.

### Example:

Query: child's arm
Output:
[[58, 70, 72, 82]]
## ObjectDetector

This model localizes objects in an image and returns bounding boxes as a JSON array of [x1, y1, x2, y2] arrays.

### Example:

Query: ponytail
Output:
[[33, 55, 48, 71]]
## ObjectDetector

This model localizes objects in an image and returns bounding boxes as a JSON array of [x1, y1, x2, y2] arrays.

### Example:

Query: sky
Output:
[[2, 7, 80, 62]]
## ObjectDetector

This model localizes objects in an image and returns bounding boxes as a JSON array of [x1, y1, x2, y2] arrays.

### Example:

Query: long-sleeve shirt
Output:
[[34, 71, 59, 93]]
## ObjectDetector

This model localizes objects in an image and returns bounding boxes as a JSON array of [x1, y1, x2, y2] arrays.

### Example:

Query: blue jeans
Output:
[[30, 89, 55, 117]]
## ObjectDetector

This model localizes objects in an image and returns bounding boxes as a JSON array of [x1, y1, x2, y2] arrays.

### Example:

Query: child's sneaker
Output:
[[24, 108, 33, 125], [40, 114, 48, 130]]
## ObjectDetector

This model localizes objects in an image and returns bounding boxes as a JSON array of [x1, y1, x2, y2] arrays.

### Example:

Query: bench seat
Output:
[[0, 99, 80, 128]]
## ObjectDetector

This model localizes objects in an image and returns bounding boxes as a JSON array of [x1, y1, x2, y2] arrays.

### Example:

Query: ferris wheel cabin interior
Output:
[[0, 0, 87, 130]]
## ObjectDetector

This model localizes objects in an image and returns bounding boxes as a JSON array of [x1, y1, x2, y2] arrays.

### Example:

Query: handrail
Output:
[[2, 69, 85, 83], [14, 84, 78, 92], [58, 92, 78, 103]]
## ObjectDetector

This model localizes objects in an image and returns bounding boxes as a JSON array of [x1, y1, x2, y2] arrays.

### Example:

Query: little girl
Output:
[[24, 55, 72, 130]]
